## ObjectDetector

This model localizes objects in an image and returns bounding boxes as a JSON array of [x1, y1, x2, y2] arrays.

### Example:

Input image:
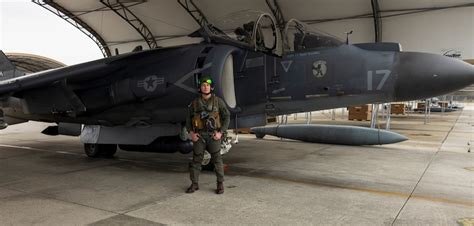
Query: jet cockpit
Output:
[[194, 11, 343, 57], [195, 10, 281, 56], [282, 19, 343, 53]]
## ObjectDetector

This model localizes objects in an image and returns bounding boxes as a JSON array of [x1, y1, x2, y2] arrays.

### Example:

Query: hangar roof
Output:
[[33, 0, 474, 57]]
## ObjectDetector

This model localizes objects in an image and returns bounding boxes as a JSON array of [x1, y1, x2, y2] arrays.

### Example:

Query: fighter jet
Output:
[[1, 12, 473, 158]]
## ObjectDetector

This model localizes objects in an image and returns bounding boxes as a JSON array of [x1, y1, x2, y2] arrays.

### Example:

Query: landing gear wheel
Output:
[[84, 144, 117, 158], [84, 144, 100, 157], [255, 133, 265, 139]]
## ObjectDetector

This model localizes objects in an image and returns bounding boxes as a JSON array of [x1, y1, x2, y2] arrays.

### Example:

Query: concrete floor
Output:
[[0, 104, 472, 225]]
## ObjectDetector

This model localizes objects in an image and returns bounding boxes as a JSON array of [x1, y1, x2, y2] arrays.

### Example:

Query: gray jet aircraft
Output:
[[1, 12, 473, 159]]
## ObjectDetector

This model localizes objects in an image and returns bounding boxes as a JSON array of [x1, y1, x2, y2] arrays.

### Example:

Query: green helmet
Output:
[[199, 76, 213, 86]]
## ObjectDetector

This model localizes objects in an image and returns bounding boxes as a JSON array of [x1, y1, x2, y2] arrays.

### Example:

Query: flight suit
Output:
[[186, 94, 230, 184]]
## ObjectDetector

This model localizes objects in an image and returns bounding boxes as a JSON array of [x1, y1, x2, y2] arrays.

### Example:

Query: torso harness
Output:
[[192, 94, 221, 132]]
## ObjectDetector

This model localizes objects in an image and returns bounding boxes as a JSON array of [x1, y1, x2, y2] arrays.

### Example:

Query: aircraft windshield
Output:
[[205, 13, 341, 55], [283, 19, 343, 52], [212, 10, 279, 54]]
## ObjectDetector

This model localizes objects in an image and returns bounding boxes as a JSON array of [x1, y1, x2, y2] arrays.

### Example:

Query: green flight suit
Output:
[[186, 94, 230, 183]]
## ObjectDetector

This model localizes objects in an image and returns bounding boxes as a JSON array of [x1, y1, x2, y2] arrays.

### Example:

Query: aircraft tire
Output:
[[255, 133, 265, 139], [84, 143, 101, 157], [84, 144, 117, 158]]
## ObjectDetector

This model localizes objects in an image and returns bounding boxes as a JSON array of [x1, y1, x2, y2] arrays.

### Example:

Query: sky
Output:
[[0, 0, 103, 65]]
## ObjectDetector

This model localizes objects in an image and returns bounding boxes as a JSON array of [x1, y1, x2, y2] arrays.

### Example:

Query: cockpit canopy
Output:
[[283, 19, 343, 52], [198, 11, 343, 56], [212, 10, 280, 55]]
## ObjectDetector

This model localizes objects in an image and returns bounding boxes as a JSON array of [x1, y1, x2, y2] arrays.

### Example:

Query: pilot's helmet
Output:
[[198, 76, 215, 91], [243, 21, 254, 31]]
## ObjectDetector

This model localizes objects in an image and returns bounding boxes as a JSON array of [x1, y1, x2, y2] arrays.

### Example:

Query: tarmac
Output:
[[0, 104, 472, 225]]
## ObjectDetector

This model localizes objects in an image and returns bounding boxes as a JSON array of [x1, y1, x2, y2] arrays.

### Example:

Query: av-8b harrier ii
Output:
[[1, 9, 473, 159]]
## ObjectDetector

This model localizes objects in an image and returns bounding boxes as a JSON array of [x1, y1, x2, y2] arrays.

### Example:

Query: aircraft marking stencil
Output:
[[174, 62, 212, 93], [367, 70, 391, 90], [281, 60, 293, 72], [137, 75, 164, 92], [312, 60, 327, 78]]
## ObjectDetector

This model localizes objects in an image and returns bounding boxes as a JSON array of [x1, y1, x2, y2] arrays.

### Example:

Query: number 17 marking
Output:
[[367, 70, 391, 91]]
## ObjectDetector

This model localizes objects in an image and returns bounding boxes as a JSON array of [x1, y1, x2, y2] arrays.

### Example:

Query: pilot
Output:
[[185, 76, 230, 194], [234, 21, 264, 46], [234, 27, 251, 43]]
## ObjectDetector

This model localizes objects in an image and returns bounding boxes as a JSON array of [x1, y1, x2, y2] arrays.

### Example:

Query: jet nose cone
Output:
[[395, 52, 474, 101]]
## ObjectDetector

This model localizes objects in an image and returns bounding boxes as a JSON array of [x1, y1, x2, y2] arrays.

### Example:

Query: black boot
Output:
[[216, 182, 224, 194], [186, 183, 199, 193]]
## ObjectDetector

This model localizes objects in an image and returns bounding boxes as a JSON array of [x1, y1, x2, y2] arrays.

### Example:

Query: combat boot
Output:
[[186, 183, 199, 193], [216, 182, 224, 194]]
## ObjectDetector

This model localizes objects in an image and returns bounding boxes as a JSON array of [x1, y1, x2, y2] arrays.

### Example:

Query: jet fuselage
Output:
[[2, 43, 474, 129]]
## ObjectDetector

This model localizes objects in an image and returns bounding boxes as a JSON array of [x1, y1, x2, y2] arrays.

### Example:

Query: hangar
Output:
[[31, 0, 474, 58], [0, 0, 473, 225]]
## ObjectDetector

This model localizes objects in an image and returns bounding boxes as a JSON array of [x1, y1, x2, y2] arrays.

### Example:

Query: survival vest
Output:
[[192, 94, 221, 132]]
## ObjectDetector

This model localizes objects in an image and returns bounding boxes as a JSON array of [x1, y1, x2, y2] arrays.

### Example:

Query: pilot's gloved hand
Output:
[[213, 131, 222, 141], [190, 131, 200, 142]]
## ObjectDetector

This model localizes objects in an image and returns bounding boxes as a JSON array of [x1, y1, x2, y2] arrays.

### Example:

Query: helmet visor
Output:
[[200, 78, 213, 85]]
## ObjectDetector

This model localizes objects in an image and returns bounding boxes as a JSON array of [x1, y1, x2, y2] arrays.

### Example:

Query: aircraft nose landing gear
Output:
[[84, 143, 117, 158]]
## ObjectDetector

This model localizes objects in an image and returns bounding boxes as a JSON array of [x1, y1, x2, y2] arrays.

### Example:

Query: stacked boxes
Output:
[[438, 101, 449, 108], [417, 102, 426, 109], [390, 103, 406, 115], [416, 102, 448, 110], [348, 104, 372, 121], [267, 116, 277, 123]]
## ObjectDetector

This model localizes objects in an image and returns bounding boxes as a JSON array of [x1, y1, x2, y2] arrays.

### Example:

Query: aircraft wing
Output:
[[0, 54, 121, 97]]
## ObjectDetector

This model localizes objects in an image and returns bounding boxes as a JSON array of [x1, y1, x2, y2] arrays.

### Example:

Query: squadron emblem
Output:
[[312, 60, 327, 78]]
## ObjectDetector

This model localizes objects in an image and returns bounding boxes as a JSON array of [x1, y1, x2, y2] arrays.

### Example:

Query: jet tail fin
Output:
[[0, 51, 25, 81]]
